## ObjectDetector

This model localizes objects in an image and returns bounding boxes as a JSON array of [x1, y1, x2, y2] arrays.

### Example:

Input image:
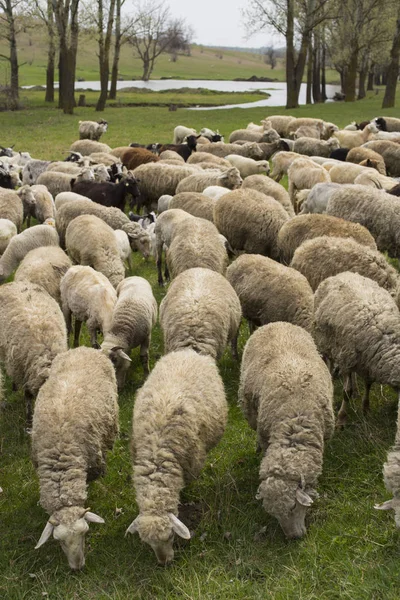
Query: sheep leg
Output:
[[337, 373, 354, 428], [362, 378, 372, 413], [25, 389, 34, 431], [73, 319, 82, 348], [288, 180, 296, 212], [156, 246, 164, 286], [26, 215, 31, 228], [127, 253, 132, 272], [231, 329, 239, 360], [62, 305, 72, 337], [89, 327, 98, 348], [140, 340, 150, 376]]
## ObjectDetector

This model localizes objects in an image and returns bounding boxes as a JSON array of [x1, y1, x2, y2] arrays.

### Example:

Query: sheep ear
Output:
[[296, 487, 313, 507], [110, 346, 132, 362], [168, 513, 191, 539], [374, 499, 398, 511], [125, 516, 139, 536], [84, 511, 105, 523], [35, 521, 54, 549]]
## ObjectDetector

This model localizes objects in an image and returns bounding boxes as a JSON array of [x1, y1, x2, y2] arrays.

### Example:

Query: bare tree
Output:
[[0, 0, 27, 107], [264, 45, 277, 69], [109, 0, 129, 100], [94, 0, 116, 111], [52, 0, 80, 114], [127, 0, 193, 81], [382, 6, 400, 108], [30, 0, 57, 102]]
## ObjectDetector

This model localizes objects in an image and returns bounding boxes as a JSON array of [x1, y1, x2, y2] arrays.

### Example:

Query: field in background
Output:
[[1, 93, 400, 599]]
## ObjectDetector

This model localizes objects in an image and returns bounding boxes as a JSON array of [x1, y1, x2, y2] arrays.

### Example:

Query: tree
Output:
[[382, 5, 400, 108], [52, 0, 80, 114], [243, 0, 331, 109], [94, 0, 116, 111], [264, 45, 277, 69], [109, 0, 129, 100], [0, 0, 27, 108], [30, 0, 57, 102], [127, 0, 193, 81]]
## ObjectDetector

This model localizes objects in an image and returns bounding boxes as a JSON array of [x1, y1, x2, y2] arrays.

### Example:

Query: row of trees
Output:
[[243, 0, 400, 109], [0, 0, 193, 113]]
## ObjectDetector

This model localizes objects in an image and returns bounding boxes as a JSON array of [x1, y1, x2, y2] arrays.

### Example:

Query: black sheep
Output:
[[158, 135, 198, 161], [71, 175, 140, 213], [330, 148, 349, 161]]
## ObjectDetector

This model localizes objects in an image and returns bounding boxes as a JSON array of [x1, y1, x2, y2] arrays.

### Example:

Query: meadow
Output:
[[1, 90, 400, 599]]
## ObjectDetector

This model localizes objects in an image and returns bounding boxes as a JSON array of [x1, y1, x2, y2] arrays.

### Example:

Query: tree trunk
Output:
[[6, 0, 19, 106], [109, 0, 121, 100], [344, 49, 358, 102], [306, 42, 313, 104], [45, 0, 56, 102], [367, 63, 375, 91], [382, 14, 400, 108], [54, 0, 80, 114], [285, 0, 296, 109], [358, 67, 367, 100], [312, 30, 321, 103], [321, 26, 327, 101]]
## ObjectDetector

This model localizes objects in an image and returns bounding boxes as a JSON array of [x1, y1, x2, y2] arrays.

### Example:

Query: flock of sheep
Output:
[[2, 113, 400, 571]]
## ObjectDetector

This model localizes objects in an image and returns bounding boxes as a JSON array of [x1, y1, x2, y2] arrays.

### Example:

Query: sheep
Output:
[[0, 218, 17, 254], [354, 170, 398, 190], [160, 267, 241, 359], [314, 272, 400, 425], [264, 115, 295, 137], [326, 185, 400, 258], [241, 174, 295, 217], [159, 150, 185, 162], [159, 135, 199, 162], [0, 281, 67, 424], [361, 140, 400, 177], [290, 236, 400, 299], [70, 140, 112, 156], [224, 155, 270, 178], [45, 162, 88, 175], [346, 147, 386, 175], [22, 159, 52, 185], [65, 214, 125, 288], [278, 213, 377, 264], [229, 128, 278, 144], [226, 254, 313, 333], [114, 229, 132, 270], [154, 209, 193, 285], [32, 346, 118, 570], [374, 116, 400, 132], [202, 186, 231, 201], [187, 152, 231, 167], [199, 127, 224, 142], [328, 162, 377, 184], [213, 189, 289, 261], [23, 184, 56, 227], [132, 163, 197, 211], [270, 151, 302, 182], [157, 194, 173, 213], [0, 186, 34, 231], [101, 277, 157, 386], [14, 246, 72, 304], [79, 119, 108, 141], [375, 404, 400, 524], [126, 349, 227, 564], [298, 182, 342, 214], [54, 191, 92, 210], [287, 117, 325, 137], [288, 157, 331, 211], [239, 321, 334, 538], [169, 192, 216, 222], [330, 148, 350, 161], [292, 137, 340, 157], [118, 147, 160, 170], [87, 152, 121, 167], [166, 217, 229, 280], [71, 174, 140, 213], [193, 141, 264, 160], [173, 125, 197, 144], [56, 198, 151, 258], [332, 123, 378, 149], [60, 265, 117, 347], [175, 167, 242, 194], [36, 167, 94, 197], [0, 223, 60, 282], [292, 124, 323, 139]]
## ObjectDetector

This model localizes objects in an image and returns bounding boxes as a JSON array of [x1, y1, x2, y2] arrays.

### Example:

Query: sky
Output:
[[163, 0, 278, 48]]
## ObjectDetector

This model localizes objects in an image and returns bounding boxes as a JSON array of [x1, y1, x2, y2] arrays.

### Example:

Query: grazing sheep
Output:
[[23, 184, 56, 226], [170, 192, 216, 221], [79, 119, 108, 141], [0, 223, 59, 282], [114, 229, 132, 270], [270, 151, 302, 182], [175, 167, 242, 194], [241, 174, 295, 217], [214, 189, 289, 260], [32, 346, 118, 570], [159, 150, 185, 162], [330, 148, 350, 161], [354, 170, 398, 190], [286, 117, 325, 137], [0, 218, 17, 254], [160, 267, 241, 359], [265, 115, 295, 137], [290, 236, 400, 298], [88, 151, 121, 166], [118, 147, 160, 170], [328, 162, 376, 184], [258, 139, 291, 159], [0, 186, 35, 231], [22, 159, 52, 185], [375, 403, 400, 525], [54, 191, 92, 210], [346, 147, 387, 174], [157, 194, 173, 213], [288, 158, 331, 211], [226, 254, 314, 333], [60, 265, 117, 347], [71, 174, 140, 213], [239, 322, 334, 538], [126, 349, 227, 564], [374, 116, 400, 132], [332, 123, 378, 149], [70, 139, 112, 156], [173, 125, 197, 144], [278, 213, 377, 264], [229, 129, 278, 144], [361, 140, 400, 177], [159, 135, 198, 162], [187, 152, 231, 167], [326, 185, 400, 258], [224, 155, 270, 178], [45, 162, 88, 176], [65, 214, 125, 288], [36, 168, 94, 197], [293, 124, 322, 139], [314, 272, 400, 425], [14, 246, 72, 303], [132, 163, 197, 211], [194, 142, 264, 160], [298, 182, 342, 214], [293, 137, 340, 157], [56, 198, 151, 258], [202, 186, 231, 200], [101, 277, 157, 386], [166, 217, 229, 280], [0, 281, 67, 423]]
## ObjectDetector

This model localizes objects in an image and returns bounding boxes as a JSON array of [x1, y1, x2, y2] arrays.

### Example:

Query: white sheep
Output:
[[36, 167, 95, 197], [79, 119, 108, 141], [299, 182, 343, 214], [333, 122, 378, 148], [288, 157, 331, 212], [270, 151, 303, 182], [0, 185, 35, 231], [202, 186, 231, 200], [241, 174, 295, 217], [157, 194, 173, 213], [32, 346, 118, 570], [224, 155, 270, 178], [175, 167, 243, 194], [173, 125, 197, 144], [0, 218, 17, 254], [54, 191, 93, 211], [114, 229, 132, 270], [70, 139, 112, 156], [24, 184, 56, 226], [101, 276, 157, 387], [126, 349, 227, 564]]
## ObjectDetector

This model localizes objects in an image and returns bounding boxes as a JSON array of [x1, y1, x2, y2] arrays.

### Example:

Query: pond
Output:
[[47, 79, 341, 109]]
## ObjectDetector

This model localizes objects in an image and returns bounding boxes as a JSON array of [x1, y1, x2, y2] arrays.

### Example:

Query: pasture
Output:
[[1, 92, 400, 599]]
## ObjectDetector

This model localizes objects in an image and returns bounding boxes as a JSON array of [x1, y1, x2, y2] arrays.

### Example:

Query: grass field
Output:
[[1, 92, 400, 599]]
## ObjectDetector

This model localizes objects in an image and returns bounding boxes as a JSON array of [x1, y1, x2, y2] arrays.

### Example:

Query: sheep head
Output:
[[121, 222, 152, 259], [100, 343, 131, 390], [221, 167, 242, 189], [256, 474, 315, 539], [126, 512, 190, 565], [35, 506, 105, 570]]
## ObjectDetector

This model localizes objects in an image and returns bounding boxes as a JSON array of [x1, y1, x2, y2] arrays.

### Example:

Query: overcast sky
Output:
[[165, 0, 278, 48]]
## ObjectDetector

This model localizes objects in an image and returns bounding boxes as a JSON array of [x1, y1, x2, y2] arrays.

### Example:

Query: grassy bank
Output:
[[1, 92, 400, 599]]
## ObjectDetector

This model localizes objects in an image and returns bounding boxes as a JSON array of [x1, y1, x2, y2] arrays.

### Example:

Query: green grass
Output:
[[2, 91, 400, 599]]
